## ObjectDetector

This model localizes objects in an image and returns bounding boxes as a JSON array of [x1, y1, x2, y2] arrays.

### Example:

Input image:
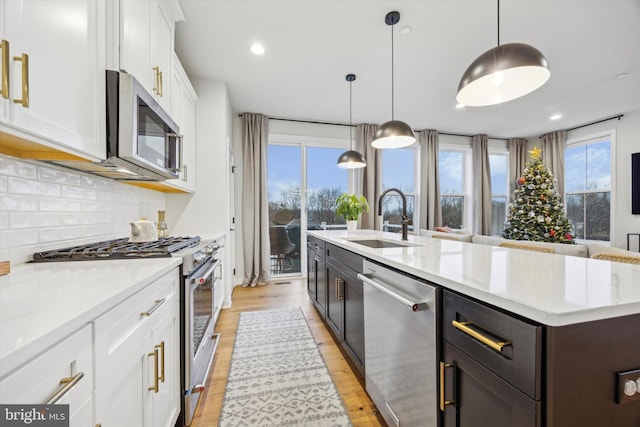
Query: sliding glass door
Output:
[[267, 141, 348, 277]]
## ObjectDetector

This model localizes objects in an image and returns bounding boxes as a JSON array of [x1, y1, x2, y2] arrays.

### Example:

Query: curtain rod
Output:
[[566, 114, 623, 132], [237, 114, 510, 140], [538, 114, 624, 138]]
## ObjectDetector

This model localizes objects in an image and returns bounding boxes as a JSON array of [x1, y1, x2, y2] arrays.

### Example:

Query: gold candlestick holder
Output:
[[157, 210, 168, 238]]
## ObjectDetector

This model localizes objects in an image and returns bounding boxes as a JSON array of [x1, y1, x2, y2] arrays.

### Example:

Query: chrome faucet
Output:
[[377, 188, 409, 241]]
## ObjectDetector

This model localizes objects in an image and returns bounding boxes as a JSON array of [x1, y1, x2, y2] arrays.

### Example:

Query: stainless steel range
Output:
[[32, 235, 224, 427]]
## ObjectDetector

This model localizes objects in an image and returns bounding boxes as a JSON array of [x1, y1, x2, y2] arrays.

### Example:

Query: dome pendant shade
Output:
[[456, 42, 550, 107], [371, 10, 416, 149], [337, 73, 366, 169], [337, 150, 367, 169], [371, 120, 416, 149]]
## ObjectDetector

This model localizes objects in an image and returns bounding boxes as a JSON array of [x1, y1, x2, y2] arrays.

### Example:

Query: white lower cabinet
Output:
[[94, 268, 180, 427], [0, 324, 94, 427]]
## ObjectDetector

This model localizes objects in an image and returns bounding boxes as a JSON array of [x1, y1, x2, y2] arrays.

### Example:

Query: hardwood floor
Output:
[[189, 278, 385, 426]]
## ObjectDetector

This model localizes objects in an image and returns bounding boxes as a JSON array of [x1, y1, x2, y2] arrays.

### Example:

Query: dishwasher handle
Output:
[[358, 273, 429, 312]]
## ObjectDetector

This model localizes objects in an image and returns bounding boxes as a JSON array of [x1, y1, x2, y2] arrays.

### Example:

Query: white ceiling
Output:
[[175, 0, 640, 139]]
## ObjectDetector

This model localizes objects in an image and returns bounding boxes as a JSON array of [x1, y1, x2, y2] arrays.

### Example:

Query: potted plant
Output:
[[335, 193, 369, 232]]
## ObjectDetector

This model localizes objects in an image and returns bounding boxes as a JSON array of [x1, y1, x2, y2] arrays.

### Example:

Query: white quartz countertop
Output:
[[0, 258, 181, 378], [310, 230, 640, 326]]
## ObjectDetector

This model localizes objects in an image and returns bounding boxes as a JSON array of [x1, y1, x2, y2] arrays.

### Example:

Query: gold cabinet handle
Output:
[[158, 70, 163, 97], [152, 66, 160, 94], [1, 39, 8, 99], [336, 277, 343, 301], [148, 348, 159, 393], [337, 278, 344, 301], [141, 298, 166, 317], [155, 341, 165, 383], [43, 371, 84, 404], [12, 53, 28, 107], [439, 362, 454, 411], [451, 320, 511, 353]]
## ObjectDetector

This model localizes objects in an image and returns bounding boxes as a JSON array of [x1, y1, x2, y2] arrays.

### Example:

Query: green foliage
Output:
[[502, 151, 575, 244], [335, 193, 369, 221]]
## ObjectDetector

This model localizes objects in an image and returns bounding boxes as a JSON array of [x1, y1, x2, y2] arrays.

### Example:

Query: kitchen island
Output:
[[309, 229, 640, 427]]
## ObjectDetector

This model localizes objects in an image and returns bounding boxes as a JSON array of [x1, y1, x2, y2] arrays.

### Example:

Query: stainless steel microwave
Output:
[[105, 70, 182, 181]]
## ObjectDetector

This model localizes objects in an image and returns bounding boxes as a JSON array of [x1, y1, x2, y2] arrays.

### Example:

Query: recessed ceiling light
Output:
[[400, 26, 411, 35], [455, 103, 465, 109], [550, 113, 563, 121], [616, 72, 629, 79], [250, 43, 265, 55]]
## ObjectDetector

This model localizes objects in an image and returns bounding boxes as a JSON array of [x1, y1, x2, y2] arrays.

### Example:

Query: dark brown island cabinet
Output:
[[307, 234, 640, 427], [441, 290, 640, 427], [307, 238, 365, 374]]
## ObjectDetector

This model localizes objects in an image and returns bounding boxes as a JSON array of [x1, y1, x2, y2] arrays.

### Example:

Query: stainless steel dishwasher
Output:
[[358, 260, 439, 427]]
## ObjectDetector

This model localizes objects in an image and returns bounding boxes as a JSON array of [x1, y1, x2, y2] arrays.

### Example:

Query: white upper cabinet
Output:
[[0, 0, 106, 161], [165, 54, 197, 192], [120, 0, 176, 113]]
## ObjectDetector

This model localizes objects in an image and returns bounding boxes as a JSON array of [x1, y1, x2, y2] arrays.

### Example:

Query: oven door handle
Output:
[[191, 259, 221, 287]]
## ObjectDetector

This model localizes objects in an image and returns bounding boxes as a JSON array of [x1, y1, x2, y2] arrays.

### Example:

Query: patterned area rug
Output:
[[218, 308, 353, 426]]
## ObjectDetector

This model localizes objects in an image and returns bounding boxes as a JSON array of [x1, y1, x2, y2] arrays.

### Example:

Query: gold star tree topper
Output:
[[528, 146, 543, 158]]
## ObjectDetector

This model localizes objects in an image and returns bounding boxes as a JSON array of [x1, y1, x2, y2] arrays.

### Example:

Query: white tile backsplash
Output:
[[0, 154, 165, 264]]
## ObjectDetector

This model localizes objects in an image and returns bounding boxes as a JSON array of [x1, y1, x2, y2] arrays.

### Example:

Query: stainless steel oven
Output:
[[31, 236, 224, 427], [183, 254, 222, 425]]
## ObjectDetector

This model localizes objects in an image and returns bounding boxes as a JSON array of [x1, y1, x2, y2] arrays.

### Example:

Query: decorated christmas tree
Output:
[[502, 147, 575, 244]]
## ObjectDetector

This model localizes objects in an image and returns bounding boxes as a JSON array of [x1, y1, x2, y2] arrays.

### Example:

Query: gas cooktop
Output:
[[32, 236, 201, 262]]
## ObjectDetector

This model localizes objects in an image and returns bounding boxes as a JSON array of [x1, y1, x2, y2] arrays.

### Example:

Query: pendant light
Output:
[[456, 0, 550, 107], [337, 74, 367, 169], [372, 11, 415, 149]]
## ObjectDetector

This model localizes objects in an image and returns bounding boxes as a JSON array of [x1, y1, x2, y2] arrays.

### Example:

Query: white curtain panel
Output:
[[508, 138, 529, 203], [355, 124, 381, 230], [241, 113, 270, 287], [541, 130, 567, 202], [472, 134, 492, 235], [419, 129, 442, 229]]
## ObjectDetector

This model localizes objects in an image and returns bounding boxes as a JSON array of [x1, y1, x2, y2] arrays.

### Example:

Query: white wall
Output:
[[0, 154, 165, 264]]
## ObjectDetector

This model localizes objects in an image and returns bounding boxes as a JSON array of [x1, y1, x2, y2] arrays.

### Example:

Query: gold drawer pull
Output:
[[43, 371, 84, 404], [1, 39, 8, 99], [13, 53, 28, 107], [155, 341, 165, 383], [141, 298, 166, 317], [148, 348, 159, 393], [452, 320, 511, 352], [439, 362, 454, 411], [158, 70, 163, 97]]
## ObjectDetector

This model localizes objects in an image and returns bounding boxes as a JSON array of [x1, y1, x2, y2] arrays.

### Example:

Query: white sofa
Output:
[[418, 229, 640, 263]]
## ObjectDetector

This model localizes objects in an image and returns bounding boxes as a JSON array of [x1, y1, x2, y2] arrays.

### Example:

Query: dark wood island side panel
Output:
[[545, 313, 640, 427]]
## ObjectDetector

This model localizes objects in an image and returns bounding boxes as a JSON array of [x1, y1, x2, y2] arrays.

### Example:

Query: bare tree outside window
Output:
[[565, 139, 611, 241]]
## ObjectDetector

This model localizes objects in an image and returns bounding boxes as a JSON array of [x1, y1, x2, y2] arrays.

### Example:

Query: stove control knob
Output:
[[624, 380, 638, 397], [194, 252, 204, 264], [205, 246, 214, 256]]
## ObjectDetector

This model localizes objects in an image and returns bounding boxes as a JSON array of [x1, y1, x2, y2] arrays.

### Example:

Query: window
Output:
[[381, 147, 417, 232], [564, 133, 613, 241], [306, 147, 348, 230], [489, 153, 508, 235], [439, 148, 471, 229], [267, 137, 349, 276]]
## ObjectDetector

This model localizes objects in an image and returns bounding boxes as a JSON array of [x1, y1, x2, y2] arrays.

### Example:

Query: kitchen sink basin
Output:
[[346, 239, 417, 249]]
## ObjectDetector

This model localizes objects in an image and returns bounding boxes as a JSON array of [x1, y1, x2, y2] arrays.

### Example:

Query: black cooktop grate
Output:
[[32, 236, 201, 262]]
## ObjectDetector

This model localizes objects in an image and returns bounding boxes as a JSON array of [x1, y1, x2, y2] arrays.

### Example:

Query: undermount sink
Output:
[[346, 239, 417, 249]]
